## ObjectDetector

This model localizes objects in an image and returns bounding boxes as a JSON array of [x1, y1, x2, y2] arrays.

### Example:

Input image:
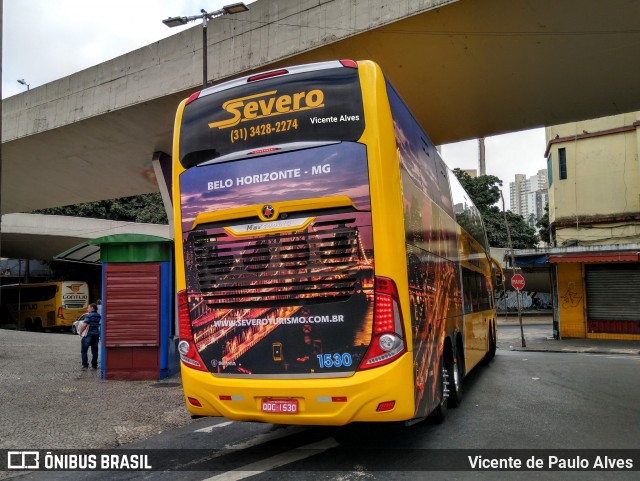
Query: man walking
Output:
[[80, 303, 101, 370]]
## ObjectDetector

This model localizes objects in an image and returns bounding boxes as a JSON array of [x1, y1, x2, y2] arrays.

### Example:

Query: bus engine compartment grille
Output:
[[187, 218, 367, 307]]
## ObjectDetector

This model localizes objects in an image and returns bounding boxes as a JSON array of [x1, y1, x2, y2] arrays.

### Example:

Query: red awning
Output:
[[549, 252, 640, 263]]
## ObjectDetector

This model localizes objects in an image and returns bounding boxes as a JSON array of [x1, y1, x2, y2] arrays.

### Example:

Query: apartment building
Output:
[[509, 170, 548, 224]]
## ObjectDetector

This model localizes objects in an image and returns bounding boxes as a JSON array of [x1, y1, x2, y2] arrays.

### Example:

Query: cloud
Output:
[[441, 129, 547, 210], [2, 0, 236, 98], [2, 0, 545, 210]]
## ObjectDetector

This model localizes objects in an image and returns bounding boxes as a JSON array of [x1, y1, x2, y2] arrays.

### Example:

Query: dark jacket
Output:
[[83, 311, 101, 336]]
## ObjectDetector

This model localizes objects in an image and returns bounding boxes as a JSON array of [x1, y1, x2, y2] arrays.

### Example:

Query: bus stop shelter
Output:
[[56, 234, 178, 380]]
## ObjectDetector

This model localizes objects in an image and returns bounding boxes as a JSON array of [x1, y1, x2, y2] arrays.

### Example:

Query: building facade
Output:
[[542, 112, 640, 340], [546, 112, 640, 246]]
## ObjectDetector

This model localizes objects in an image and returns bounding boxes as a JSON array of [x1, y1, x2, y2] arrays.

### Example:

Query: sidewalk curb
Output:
[[501, 347, 640, 355]]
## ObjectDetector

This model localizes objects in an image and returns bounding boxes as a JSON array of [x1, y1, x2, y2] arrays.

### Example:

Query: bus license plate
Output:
[[261, 398, 298, 414]]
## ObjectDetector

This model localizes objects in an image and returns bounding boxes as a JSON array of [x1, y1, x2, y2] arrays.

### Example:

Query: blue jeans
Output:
[[81, 334, 100, 368]]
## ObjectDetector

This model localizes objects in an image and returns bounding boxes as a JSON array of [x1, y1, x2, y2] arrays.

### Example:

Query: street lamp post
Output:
[[162, 3, 249, 89], [17, 79, 30, 90]]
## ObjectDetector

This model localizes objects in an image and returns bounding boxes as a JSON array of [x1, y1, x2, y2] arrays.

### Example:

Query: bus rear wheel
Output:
[[488, 323, 497, 359], [448, 348, 463, 408], [430, 355, 448, 424], [481, 323, 497, 365]]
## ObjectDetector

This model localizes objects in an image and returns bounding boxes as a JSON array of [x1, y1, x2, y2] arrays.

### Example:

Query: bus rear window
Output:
[[179, 142, 371, 233]]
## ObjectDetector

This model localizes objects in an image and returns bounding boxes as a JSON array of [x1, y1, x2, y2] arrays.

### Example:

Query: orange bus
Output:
[[172, 60, 499, 425]]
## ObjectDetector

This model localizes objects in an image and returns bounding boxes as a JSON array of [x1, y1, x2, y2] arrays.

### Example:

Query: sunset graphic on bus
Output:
[[179, 142, 375, 375]]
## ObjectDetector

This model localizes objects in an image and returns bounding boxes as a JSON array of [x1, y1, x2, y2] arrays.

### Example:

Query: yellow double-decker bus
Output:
[[172, 60, 499, 425], [0, 281, 89, 331]]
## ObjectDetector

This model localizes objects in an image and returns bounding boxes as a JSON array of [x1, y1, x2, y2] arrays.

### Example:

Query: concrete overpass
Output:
[[0, 214, 170, 262], [2, 0, 640, 258]]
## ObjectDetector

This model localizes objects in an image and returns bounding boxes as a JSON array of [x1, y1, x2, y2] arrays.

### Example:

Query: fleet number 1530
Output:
[[317, 353, 352, 368]]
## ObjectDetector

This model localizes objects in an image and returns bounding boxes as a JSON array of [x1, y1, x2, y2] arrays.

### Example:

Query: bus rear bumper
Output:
[[180, 354, 415, 425]]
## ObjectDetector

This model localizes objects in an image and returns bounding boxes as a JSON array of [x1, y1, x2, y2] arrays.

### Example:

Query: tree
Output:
[[482, 208, 538, 248], [452, 169, 537, 249], [33, 193, 168, 224], [452, 169, 502, 210], [536, 203, 551, 245]]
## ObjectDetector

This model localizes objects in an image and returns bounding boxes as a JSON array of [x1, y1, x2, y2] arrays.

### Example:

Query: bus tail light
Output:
[[177, 290, 208, 372], [57, 307, 64, 319], [376, 400, 396, 412], [340, 59, 358, 69], [358, 277, 407, 370], [247, 69, 289, 83], [248, 147, 280, 155], [185, 91, 201, 105]]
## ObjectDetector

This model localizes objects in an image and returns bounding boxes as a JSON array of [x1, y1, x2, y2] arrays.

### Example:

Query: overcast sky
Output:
[[2, 0, 547, 209]]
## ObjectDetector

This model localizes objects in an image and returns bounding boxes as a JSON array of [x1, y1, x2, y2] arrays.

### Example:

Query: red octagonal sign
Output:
[[511, 273, 525, 291]]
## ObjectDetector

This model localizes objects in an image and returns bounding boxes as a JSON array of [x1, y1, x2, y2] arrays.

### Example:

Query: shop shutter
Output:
[[104, 263, 161, 347], [585, 263, 640, 334]]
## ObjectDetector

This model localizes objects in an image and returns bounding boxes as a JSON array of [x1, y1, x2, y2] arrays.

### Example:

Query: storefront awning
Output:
[[513, 254, 549, 267], [549, 252, 640, 263]]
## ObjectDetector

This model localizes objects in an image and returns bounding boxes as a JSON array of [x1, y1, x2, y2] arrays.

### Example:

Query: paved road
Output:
[[7, 349, 640, 480], [2, 314, 639, 480], [0, 329, 191, 450], [1, 315, 637, 452]]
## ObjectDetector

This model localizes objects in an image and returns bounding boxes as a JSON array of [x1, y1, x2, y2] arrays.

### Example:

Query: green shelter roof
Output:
[[89, 234, 171, 245]]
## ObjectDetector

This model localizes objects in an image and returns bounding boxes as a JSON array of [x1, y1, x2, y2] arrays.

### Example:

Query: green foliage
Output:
[[536, 203, 551, 244], [452, 169, 537, 249], [452, 169, 502, 210], [33, 193, 168, 224], [482, 208, 538, 249]]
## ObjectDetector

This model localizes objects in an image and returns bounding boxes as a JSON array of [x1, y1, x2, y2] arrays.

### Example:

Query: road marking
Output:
[[603, 355, 640, 361], [167, 425, 310, 472], [580, 353, 640, 360], [223, 425, 307, 450], [202, 437, 339, 481], [195, 421, 234, 433]]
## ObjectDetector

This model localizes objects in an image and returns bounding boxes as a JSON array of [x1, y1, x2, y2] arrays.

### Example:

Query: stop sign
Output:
[[511, 273, 525, 290]]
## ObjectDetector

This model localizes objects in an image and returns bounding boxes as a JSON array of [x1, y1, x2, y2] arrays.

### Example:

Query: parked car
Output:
[[71, 314, 87, 335]]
